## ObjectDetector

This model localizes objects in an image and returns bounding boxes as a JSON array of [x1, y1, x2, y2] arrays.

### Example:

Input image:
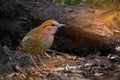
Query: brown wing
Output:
[[17, 34, 50, 55], [16, 27, 41, 52], [17, 35, 36, 51]]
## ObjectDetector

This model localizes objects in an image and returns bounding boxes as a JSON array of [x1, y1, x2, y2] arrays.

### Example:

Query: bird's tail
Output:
[[16, 44, 23, 51]]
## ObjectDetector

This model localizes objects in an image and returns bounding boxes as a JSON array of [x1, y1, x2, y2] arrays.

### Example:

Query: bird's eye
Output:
[[51, 24, 57, 27], [51, 24, 55, 26]]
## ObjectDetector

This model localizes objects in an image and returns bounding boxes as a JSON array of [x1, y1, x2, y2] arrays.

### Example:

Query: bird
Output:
[[16, 19, 65, 68]]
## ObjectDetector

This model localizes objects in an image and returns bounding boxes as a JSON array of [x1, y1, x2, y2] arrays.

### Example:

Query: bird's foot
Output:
[[44, 52, 51, 58], [37, 55, 46, 67], [28, 53, 39, 69]]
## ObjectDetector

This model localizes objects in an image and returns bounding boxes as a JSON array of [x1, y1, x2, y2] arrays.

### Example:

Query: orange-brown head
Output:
[[38, 20, 65, 35]]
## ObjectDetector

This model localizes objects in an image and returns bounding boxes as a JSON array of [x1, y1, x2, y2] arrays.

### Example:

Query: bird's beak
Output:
[[58, 23, 65, 27]]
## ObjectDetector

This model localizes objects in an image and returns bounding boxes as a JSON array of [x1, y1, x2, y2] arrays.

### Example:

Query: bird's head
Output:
[[39, 20, 65, 35]]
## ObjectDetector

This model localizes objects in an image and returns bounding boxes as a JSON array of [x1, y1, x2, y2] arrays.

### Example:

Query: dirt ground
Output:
[[0, 47, 120, 80]]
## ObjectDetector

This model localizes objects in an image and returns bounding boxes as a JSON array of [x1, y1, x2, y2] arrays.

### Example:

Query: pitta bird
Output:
[[16, 19, 65, 68]]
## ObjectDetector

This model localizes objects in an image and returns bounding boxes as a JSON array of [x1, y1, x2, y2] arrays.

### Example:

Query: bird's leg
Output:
[[28, 54, 39, 69], [37, 55, 46, 67], [44, 52, 51, 58]]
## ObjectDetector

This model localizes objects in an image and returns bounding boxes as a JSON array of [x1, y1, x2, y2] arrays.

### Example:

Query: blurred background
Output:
[[49, 0, 120, 8], [49, 0, 120, 37]]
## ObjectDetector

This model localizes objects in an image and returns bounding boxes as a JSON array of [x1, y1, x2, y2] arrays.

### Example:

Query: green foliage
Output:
[[48, 0, 120, 8], [90, 0, 110, 8], [49, 0, 82, 5]]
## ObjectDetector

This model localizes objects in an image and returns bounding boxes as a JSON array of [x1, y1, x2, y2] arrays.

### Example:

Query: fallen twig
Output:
[[51, 64, 82, 71]]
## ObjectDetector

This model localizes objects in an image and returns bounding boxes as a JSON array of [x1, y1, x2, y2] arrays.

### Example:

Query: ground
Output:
[[0, 47, 120, 80]]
